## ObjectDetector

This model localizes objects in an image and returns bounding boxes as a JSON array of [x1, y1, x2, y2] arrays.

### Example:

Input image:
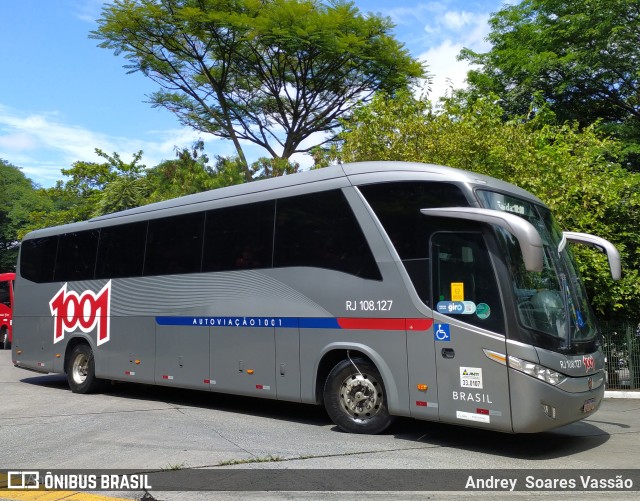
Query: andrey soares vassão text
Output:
[[465, 474, 634, 491]]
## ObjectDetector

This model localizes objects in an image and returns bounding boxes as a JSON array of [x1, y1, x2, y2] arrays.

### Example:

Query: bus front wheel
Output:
[[323, 358, 394, 434], [67, 344, 106, 394]]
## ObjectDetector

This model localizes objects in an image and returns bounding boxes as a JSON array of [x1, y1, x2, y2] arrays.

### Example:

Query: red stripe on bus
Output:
[[406, 318, 434, 331], [337, 318, 433, 331]]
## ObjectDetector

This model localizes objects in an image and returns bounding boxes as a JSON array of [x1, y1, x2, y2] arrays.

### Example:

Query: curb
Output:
[[604, 390, 640, 399]]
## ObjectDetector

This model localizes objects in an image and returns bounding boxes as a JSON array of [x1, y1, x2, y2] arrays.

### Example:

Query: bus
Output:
[[12, 161, 620, 434], [0, 272, 15, 350]]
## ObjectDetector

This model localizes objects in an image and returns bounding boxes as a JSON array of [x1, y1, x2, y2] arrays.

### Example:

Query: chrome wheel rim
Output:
[[339, 373, 383, 421], [72, 353, 89, 384]]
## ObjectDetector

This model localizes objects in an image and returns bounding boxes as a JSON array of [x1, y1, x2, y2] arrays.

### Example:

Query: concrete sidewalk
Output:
[[604, 390, 640, 398]]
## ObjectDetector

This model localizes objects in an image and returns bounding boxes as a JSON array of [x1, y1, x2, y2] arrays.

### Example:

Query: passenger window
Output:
[[360, 182, 469, 259], [144, 213, 204, 276], [431, 232, 505, 334], [54, 230, 100, 282], [95, 222, 147, 279], [20, 237, 58, 283], [274, 190, 381, 280], [359, 181, 469, 302], [202, 201, 275, 272]]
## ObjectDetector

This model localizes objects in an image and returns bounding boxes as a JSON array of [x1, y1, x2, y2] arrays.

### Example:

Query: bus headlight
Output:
[[508, 356, 566, 386]]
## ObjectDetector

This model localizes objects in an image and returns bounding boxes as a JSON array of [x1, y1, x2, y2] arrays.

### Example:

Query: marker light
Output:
[[508, 356, 565, 386], [417, 384, 428, 391], [483, 349, 506, 365]]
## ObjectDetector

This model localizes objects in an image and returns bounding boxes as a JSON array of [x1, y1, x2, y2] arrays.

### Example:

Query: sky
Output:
[[0, 0, 509, 188]]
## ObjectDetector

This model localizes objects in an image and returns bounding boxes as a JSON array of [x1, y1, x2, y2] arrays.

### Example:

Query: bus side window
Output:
[[54, 230, 100, 282], [95, 221, 147, 279], [359, 181, 470, 303], [144, 212, 204, 276], [431, 232, 505, 334], [20, 237, 58, 283], [273, 190, 381, 280], [202, 201, 275, 272]]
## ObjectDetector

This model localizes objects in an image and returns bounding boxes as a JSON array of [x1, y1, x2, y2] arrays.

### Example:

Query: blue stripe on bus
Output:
[[155, 316, 341, 329]]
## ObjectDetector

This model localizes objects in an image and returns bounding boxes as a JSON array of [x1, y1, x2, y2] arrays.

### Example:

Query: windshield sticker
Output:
[[476, 303, 491, 319], [437, 301, 476, 315], [460, 367, 483, 389], [451, 282, 464, 301], [496, 200, 526, 215]]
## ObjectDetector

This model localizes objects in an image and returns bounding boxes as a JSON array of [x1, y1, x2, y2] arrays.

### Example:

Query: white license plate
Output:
[[583, 398, 597, 413]]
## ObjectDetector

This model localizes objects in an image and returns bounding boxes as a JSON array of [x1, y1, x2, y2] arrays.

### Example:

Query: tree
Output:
[[0, 160, 52, 270], [145, 140, 245, 202], [21, 150, 147, 235], [459, 0, 640, 168], [92, 0, 425, 180], [329, 92, 640, 321]]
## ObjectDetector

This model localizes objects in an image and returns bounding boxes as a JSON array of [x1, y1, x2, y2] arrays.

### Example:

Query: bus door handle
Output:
[[441, 348, 455, 359]]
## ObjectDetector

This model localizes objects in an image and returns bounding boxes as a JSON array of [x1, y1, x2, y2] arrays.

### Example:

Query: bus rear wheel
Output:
[[323, 358, 394, 434], [67, 344, 106, 394]]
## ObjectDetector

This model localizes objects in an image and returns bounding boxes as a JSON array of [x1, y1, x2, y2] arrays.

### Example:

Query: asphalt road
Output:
[[1, 349, 639, 500]]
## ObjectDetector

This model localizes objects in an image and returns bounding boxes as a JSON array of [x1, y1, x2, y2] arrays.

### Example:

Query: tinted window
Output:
[[360, 182, 469, 260], [0, 280, 10, 307], [144, 212, 204, 276], [274, 190, 381, 280], [431, 232, 505, 334], [203, 201, 275, 272], [20, 237, 58, 283], [54, 230, 100, 282], [96, 221, 147, 279]]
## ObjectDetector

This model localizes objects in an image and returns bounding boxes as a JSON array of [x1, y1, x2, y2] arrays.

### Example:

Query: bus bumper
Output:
[[509, 368, 605, 433]]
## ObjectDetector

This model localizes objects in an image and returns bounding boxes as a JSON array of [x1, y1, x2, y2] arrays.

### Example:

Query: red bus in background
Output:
[[0, 272, 15, 349]]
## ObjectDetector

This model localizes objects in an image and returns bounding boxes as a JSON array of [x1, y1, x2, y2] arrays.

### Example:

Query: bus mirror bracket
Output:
[[420, 207, 544, 273], [560, 232, 621, 280]]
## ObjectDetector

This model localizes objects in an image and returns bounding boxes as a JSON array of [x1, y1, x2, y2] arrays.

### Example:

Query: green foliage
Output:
[[332, 92, 640, 320], [0, 160, 52, 270], [92, 0, 425, 179], [20, 150, 147, 236], [146, 141, 246, 202], [459, 0, 640, 169], [250, 157, 299, 180]]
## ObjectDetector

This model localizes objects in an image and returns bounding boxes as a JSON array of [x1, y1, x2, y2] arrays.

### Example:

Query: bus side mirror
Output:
[[421, 207, 544, 273], [560, 232, 621, 280]]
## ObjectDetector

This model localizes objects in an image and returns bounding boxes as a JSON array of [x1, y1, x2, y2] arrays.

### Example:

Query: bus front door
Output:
[[431, 232, 513, 432]]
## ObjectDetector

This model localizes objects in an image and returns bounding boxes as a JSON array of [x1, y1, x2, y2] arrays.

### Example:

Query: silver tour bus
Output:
[[12, 161, 620, 434]]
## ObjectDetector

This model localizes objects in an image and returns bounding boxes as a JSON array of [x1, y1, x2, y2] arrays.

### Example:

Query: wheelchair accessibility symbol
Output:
[[434, 323, 451, 341]]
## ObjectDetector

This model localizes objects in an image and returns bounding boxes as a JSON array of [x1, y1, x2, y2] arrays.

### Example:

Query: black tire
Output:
[[1, 328, 9, 350], [323, 357, 394, 434], [67, 344, 106, 394]]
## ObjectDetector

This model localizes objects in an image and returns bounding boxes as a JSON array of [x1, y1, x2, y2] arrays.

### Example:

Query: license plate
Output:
[[583, 398, 597, 413]]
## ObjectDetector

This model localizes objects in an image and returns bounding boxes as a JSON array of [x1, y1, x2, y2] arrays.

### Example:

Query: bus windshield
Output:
[[477, 190, 598, 352]]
